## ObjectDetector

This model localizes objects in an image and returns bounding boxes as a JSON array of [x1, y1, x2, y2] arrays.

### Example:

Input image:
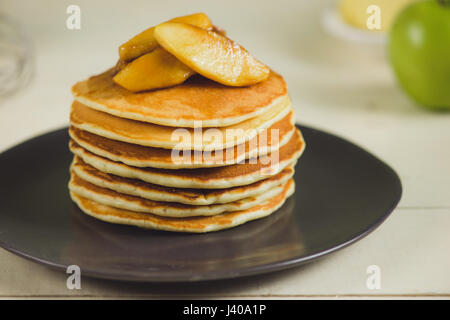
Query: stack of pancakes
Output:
[[68, 69, 305, 233]]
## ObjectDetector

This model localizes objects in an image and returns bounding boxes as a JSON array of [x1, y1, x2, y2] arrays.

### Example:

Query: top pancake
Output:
[[72, 68, 288, 128]]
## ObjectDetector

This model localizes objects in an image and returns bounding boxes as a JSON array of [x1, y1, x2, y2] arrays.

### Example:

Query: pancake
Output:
[[72, 68, 288, 128], [71, 156, 294, 205], [70, 178, 295, 233], [69, 171, 289, 217], [70, 98, 291, 151], [69, 128, 305, 189], [68, 111, 295, 169]]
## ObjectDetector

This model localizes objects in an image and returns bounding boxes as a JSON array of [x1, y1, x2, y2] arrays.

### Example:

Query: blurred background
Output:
[[0, 0, 449, 208]]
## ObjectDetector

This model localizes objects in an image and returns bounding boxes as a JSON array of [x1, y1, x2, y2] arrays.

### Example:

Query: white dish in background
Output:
[[321, 7, 387, 45]]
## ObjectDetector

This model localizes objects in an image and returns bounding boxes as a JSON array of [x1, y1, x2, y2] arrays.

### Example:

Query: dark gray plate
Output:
[[0, 125, 401, 282]]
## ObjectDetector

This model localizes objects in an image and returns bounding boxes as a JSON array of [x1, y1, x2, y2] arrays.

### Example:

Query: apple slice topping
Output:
[[113, 47, 195, 92], [114, 14, 269, 92], [154, 22, 270, 87]]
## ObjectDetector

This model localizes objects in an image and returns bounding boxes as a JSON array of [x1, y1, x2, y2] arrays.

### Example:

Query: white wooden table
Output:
[[0, 0, 449, 299]]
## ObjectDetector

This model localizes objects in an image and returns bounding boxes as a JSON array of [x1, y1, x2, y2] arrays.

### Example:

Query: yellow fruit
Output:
[[119, 13, 213, 62], [339, 0, 414, 31], [113, 48, 194, 92], [154, 22, 270, 86]]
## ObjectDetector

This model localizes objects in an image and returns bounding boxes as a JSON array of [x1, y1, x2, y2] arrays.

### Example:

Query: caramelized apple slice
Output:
[[113, 48, 195, 92], [154, 22, 270, 86], [119, 13, 213, 62]]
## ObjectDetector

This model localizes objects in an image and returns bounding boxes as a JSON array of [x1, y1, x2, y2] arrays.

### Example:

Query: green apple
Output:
[[389, 0, 450, 110]]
